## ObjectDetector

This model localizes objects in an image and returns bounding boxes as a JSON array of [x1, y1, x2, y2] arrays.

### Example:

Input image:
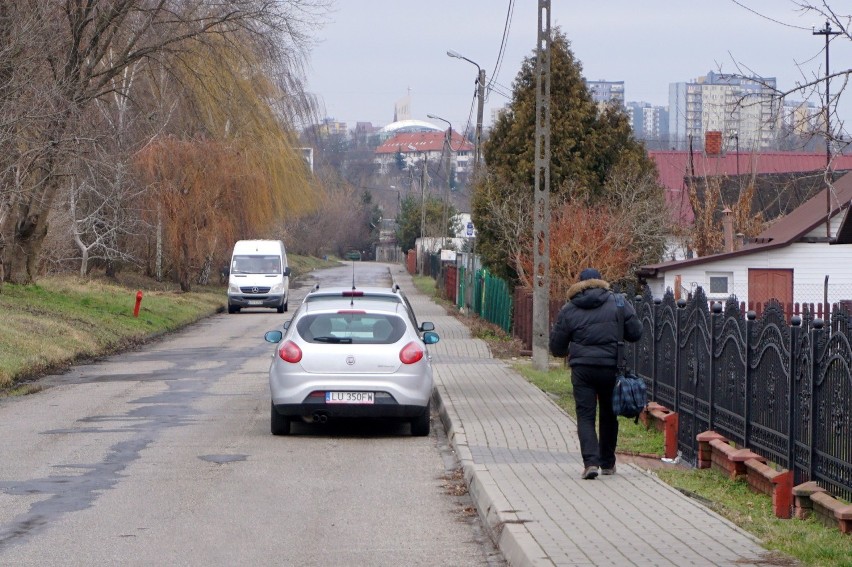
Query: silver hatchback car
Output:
[[264, 297, 439, 436]]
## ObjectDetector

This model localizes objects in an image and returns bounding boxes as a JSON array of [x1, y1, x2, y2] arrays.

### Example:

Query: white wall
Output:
[[651, 243, 852, 305]]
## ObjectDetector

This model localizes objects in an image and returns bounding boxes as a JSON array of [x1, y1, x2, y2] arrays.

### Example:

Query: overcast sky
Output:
[[304, 1, 852, 138]]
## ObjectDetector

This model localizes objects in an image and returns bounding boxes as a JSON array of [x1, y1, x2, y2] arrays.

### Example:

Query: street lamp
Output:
[[427, 113, 453, 249], [813, 20, 841, 239], [447, 49, 485, 177], [729, 130, 739, 192]]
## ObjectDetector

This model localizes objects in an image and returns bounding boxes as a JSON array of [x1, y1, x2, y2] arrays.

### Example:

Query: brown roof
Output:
[[637, 171, 852, 276], [648, 151, 852, 226]]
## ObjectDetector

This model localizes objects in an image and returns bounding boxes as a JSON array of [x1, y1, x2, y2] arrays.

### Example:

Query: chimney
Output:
[[705, 131, 722, 156], [735, 232, 745, 250], [722, 208, 734, 252]]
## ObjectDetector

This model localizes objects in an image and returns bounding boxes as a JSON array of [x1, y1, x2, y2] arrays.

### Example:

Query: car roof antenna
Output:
[[351, 259, 356, 306]]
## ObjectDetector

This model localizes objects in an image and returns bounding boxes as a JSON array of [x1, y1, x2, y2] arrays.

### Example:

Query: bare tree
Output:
[[0, 0, 328, 286], [68, 162, 146, 277]]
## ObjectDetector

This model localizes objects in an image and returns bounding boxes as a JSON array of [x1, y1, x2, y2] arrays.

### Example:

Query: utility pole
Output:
[[474, 68, 485, 176], [730, 130, 740, 196], [421, 153, 427, 242], [813, 20, 840, 239], [408, 144, 427, 274], [531, 0, 551, 371], [447, 50, 485, 177], [427, 114, 454, 250]]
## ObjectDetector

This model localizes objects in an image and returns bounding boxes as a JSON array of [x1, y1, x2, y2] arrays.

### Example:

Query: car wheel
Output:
[[228, 304, 239, 314], [410, 402, 430, 437], [271, 402, 291, 436], [277, 303, 284, 314], [283, 300, 288, 312]]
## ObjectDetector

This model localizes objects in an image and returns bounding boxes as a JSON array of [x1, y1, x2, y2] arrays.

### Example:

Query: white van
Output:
[[227, 240, 291, 314]]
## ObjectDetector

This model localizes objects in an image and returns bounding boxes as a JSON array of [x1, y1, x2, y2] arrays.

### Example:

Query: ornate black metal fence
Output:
[[624, 287, 852, 503]]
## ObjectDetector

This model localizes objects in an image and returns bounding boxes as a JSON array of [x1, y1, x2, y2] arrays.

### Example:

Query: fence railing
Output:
[[626, 287, 852, 502]]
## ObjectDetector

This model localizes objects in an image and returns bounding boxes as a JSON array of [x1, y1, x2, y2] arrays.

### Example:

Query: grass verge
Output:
[[0, 275, 224, 389], [0, 254, 337, 391]]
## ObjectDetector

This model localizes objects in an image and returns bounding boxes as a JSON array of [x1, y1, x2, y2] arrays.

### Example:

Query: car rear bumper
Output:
[[270, 374, 433, 408], [272, 399, 428, 419]]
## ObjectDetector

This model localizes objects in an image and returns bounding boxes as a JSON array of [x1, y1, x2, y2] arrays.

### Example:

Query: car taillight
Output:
[[399, 341, 424, 364], [278, 340, 302, 363]]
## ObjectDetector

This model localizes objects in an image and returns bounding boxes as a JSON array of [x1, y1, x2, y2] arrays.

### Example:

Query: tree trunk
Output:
[[80, 247, 89, 277], [178, 240, 191, 292], [1, 115, 71, 284], [156, 205, 163, 282], [1, 206, 50, 284], [198, 254, 212, 286]]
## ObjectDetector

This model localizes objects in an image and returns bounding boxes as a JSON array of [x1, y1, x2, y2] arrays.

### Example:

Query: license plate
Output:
[[326, 391, 374, 404], [247, 300, 263, 305]]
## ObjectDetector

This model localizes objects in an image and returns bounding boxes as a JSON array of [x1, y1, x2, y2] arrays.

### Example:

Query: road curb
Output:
[[433, 385, 548, 567]]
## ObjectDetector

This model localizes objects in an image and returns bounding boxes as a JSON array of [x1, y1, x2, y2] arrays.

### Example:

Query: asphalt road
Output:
[[0, 263, 504, 566]]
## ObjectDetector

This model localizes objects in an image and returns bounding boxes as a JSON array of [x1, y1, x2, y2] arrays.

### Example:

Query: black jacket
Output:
[[548, 278, 643, 368]]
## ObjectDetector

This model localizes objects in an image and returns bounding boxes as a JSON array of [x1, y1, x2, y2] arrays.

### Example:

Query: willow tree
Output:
[[138, 138, 276, 291], [472, 28, 668, 286], [0, 0, 327, 286], [134, 32, 318, 282]]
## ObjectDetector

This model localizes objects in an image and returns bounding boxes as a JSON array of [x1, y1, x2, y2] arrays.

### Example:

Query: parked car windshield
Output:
[[296, 313, 406, 344], [231, 255, 280, 274]]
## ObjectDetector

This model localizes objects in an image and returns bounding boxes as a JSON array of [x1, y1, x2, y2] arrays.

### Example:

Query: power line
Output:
[[488, 80, 513, 99], [729, 0, 812, 30], [488, 0, 515, 93]]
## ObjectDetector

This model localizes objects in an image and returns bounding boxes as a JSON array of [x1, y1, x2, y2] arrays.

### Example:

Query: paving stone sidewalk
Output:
[[390, 265, 782, 567]]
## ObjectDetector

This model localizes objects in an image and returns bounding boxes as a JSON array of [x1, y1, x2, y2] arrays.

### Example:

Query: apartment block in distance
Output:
[[668, 71, 778, 152], [586, 79, 625, 110]]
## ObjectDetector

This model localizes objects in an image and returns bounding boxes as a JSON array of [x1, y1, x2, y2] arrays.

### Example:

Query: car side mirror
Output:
[[420, 321, 435, 332], [265, 330, 283, 343], [283, 267, 292, 276], [423, 331, 440, 345]]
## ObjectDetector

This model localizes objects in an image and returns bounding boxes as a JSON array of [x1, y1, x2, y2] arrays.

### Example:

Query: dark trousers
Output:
[[571, 364, 618, 469]]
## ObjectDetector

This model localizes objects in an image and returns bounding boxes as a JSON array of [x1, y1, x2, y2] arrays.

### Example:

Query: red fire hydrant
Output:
[[133, 290, 143, 317]]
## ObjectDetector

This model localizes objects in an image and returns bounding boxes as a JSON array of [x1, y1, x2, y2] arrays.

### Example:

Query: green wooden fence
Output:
[[472, 269, 512, 333]]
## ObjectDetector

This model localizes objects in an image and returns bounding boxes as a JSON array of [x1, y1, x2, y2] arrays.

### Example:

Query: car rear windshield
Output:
[[296, 313, 406, 344]]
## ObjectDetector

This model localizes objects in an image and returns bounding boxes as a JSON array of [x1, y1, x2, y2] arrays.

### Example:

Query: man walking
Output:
[[548, 268, 643, 479]]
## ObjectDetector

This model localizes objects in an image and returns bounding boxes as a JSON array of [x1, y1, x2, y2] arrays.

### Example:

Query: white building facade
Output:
[[668, 71, 778, 152]]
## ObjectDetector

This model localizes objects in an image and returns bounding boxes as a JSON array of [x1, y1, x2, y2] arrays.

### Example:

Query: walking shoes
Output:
[[601, 465, 616, 476], [581, 466, 600, 480]]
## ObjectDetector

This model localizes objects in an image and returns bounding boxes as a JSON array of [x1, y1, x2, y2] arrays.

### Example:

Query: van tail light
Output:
[[399, 341, 424, 364], [278, 340, 302, 363]]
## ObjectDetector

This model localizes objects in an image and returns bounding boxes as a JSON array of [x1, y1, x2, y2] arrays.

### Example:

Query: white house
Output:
[[637, 171, 852, 312], [374, 130, 474, 176]]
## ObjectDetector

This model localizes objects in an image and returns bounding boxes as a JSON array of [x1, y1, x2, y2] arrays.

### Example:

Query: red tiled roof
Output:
[[648, 151, 852, 225], [375, 131, 474, 155], [638, 170, 852, 274]]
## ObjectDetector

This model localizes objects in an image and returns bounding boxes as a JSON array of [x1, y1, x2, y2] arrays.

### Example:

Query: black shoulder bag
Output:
[[611, 294, 647, 423]]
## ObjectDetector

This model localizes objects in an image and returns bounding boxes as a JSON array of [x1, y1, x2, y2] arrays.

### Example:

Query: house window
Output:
[[707, 272, 732, 295]]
